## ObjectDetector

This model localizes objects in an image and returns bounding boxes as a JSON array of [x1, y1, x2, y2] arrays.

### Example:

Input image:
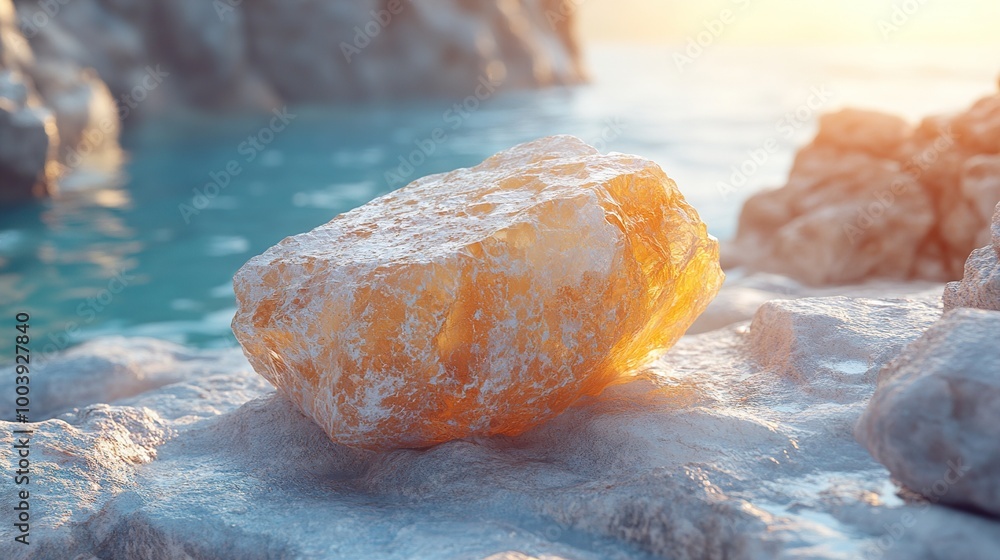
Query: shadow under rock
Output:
[[129, 378, 778, 559]]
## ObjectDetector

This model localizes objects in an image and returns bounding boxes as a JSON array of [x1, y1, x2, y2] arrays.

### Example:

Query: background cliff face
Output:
[[0, 0, 583, 202], [1, 0, 120, 202], [13, 0, 584, 115]]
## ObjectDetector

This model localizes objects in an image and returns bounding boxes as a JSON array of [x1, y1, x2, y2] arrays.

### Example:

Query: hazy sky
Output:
[[578, 0, 1000, 44]]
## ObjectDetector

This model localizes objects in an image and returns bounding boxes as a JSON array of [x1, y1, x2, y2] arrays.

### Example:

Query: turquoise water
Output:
[[1, 45, 996, 357]]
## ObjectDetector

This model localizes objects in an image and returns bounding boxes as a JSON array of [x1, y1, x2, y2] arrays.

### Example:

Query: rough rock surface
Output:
[[0, 0, 119, 203], [944, 202, 1000, 311], [232, 136, 723, 449], [7, 293, 1000, 559], [11, 0, 584, 118], [748, 296, 940, 401], [856, 308, 1000, 517], [0, 337, 250, 421], [728, 86, 1000, 285]]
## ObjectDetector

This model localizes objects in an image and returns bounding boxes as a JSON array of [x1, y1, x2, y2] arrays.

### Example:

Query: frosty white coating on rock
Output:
[[12, 294, 1000, 559]]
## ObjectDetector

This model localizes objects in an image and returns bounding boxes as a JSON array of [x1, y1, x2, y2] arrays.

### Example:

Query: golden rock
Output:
[[232, 136, 722, 449]]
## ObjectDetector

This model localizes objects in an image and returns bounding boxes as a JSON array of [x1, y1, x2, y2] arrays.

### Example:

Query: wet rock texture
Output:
[[857, 308, 1000, 517], [11, 0, 584, 118], [11, 289, 1000, 559], [729, 88, 1000, 285], [232, 136, 723, 449]]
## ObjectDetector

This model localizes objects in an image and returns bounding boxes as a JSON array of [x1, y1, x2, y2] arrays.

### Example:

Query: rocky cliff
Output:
[[0, 0, 584, 203], [1, 0, 120, 202], [12, 0, 584, 116]]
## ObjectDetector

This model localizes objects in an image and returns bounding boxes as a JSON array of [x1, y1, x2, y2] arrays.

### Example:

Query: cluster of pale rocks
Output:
[[2, 119, 1000, 557], [727, 85, 1000, 285]]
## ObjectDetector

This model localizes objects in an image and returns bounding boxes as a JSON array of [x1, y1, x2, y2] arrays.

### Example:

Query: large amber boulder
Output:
[[233, 136, 722, 449]]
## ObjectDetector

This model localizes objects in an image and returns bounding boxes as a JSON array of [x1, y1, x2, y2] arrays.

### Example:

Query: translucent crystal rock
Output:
[[232, 136, 722, 449]]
